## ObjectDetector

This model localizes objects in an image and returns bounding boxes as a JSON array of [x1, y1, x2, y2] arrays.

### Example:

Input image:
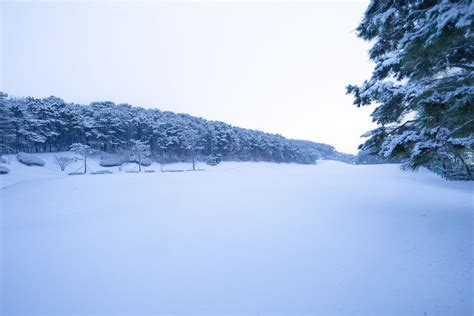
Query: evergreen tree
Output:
[[182, 125, 203, 171], [0, 92, 353, 166], [0, 92, 17, 153], [347, 0, 474, 179]]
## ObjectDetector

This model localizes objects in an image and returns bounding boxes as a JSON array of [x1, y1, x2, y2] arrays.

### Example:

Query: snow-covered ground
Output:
[[1, 153, 473, 316]]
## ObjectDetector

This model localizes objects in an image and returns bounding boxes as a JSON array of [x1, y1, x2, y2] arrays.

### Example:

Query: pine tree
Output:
[[182, 125, 203, 171], [0, 92, 347, 166], [0, 92, 17, 153], [347, 0, 473, 179]]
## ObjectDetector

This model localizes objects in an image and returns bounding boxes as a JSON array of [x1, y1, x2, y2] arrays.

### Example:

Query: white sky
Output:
[[1, 0, 376, 154]]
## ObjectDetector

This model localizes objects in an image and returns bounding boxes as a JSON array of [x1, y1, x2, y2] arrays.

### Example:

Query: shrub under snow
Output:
[[128, 156, 152, 166], [100, 154, 126, 167], [17, 152, 46, 166], [0, 165, 10, 174]]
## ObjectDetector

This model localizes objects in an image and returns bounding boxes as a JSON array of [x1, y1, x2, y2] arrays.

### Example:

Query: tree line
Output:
[[0, 92, 347, 164]]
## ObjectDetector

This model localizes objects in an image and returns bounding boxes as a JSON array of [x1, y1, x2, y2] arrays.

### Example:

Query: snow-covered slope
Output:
[[1, 154, 473, 315]]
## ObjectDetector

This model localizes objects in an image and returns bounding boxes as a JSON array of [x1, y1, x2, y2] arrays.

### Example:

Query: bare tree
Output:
[[183, 129, 203, 171], [130, 140, 151, 172], [70, 143, 95, 173], [54, 155, 74, 171]]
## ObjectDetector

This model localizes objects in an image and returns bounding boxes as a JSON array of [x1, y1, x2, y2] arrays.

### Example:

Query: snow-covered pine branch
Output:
[[347, 0, 474, 180]]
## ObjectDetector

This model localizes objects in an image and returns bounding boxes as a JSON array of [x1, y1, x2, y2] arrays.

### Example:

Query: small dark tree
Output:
[[54, 155, 74, 171], [183, 128, 203, 171]]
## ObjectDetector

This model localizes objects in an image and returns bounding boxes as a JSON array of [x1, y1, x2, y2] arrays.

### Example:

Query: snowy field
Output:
[[1, 154, 473, 316]]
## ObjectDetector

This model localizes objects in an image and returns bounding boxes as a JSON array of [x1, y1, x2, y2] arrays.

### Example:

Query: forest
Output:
[[0, 92, 352, 165]]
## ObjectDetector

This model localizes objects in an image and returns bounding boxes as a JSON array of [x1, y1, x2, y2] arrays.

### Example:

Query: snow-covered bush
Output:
[[206, 155, 220, 166], [17, 152, 45, 166], [0, 165, 10, 174], [4, 155, 13, 164], [128, 156, 152, 167], [144, 170, 155, 173], [55, 155, 75, 171], [100, 154, 126, 167], [91, 170, 113, 175]]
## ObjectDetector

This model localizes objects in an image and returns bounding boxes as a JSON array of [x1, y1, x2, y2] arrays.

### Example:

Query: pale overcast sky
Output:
[[1, 0, 375, 154]]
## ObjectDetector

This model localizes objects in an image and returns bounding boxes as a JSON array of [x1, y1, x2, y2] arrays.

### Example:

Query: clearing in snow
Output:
[[1, 155, 473, 315]]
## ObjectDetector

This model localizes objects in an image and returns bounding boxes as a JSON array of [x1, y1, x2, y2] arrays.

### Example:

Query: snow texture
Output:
[[1, 153, 473, 316]]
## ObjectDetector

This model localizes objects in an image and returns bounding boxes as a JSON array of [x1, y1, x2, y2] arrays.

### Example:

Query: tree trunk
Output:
[[454, 151, 472, 178], [84, 155, 87, 174], [192, 148, 196, 171], [442, 159, 447, 177], [138, 154, 141, 172], [453, 150, 472, 179]]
